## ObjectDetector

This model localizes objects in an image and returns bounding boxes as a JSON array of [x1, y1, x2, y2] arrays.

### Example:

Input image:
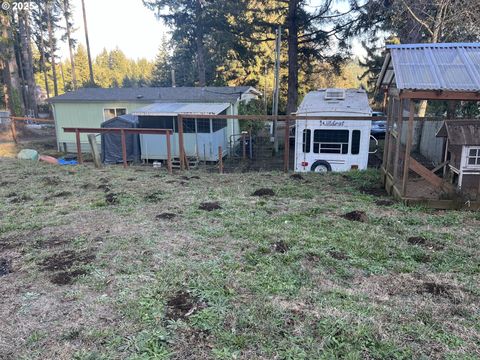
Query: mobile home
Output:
[[294, 88, 373, 173]]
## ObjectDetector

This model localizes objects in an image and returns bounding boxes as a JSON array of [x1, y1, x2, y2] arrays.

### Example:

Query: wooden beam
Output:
[[401, 101, 415, 196], [393, 99, 403, 181], [400, 90, 480, 101], [177, 114, 185, 171], [166, 130, 172, 174], [75, 129, 83, 164], [284, 117, 290, 173], [87, 134, 102, 168], [121, 129, 127, 168], [218, 146, 223, 174], [382, 97, 393, 171]]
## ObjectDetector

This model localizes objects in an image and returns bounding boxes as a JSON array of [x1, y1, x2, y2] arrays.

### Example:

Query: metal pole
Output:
[[166, 130, 172, 174], [121, 129, 127, 168], [75, 129, 83, 164]]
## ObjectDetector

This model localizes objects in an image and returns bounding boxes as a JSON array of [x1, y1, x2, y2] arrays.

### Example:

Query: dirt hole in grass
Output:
[[43, 177, 60, 186], [127, 178, 136, 181], [156, 213, 177, 220], [52, 191, 72, 199], [419, 282, 452, 297], [6, 192, 17, 198], [0, 181, 13, 186], [360, 186, 388, 197], [0, 258, 12, 276], [40, 250, 95, 272], [105, 193, 118, 205], [99, 178, 109, 184], [165, 290, 207, 321], [81, 183, 96, 190], [290, 174, 304, 181], [98, 184, 111, 192], [272, 241, 289, 253], [199, 202, 222, 211], [9, 195, 32, 203], [145, 191, 164, 202], [0, 237, 18, 251], [50, 269, 88, 285], [375, 199, 395, 206], [342, 210, 368, 222], [252, 188, 275, 197], [328, 249, 349, 260], [38, 236, 70, 248], [407, 236, 444, 250]]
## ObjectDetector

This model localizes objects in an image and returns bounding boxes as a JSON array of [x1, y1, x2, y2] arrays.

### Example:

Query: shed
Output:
[[132, 102, 231, 162], [376, 42, 480, 208], [436, 120, 480, 192], [101, 114, 141, 164]]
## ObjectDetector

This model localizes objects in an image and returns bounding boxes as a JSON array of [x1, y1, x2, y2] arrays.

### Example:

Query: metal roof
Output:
[[377, 43, 480, 91], [132, 102, 230, 116], [436, 120, 480, 146], [296, 88, 372, 115], [49, 86, 258, 103]]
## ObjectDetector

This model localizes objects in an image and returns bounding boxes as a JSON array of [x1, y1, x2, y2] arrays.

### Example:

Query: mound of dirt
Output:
[[42, 177, 60, 186], [375, 199, 395, 206], [50, 269, 88, 285], [342, 211, 368, 223], [105, 193, 118, 205], [407, 237, 444, 250], [81, 183, 96, 190], [127, 178, 136, 181], [328, 249, 349, 260], [40, 250, 95, 272], [272, 241, 289, 253], [156, 213, 177, 220], [252, 188, 275, 197], [0, 258, 12, 276], [199, 202, 222, 211], [98, 184, 111, 192], [360, 186, 388, 197], [165, 290, 207, 321], [99, 178, 109, 184], [9, 195, 32, 204], [145, 191, 164, 203], [290, 174, 304, 181]]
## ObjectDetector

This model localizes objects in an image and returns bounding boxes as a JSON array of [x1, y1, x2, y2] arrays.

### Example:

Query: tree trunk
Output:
[[39, 31, 50, 99], [19, 11, 38, 116], [64, 0, 77, 89], [46, 3, 58, 96], [81, 0, 95, 84], [286, 0, 299, 115], [195, 0, 206, 87]]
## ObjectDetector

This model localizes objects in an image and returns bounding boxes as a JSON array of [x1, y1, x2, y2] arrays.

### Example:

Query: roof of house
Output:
[[296, 88, 372, 115], [436, 120, 480, 146], [132, 102, 230, 116], [48, 86, 259, 104], [377, 43, 480, 92]]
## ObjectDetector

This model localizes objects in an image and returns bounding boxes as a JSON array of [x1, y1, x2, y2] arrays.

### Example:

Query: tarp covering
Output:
[[101, 114, 141, 164]]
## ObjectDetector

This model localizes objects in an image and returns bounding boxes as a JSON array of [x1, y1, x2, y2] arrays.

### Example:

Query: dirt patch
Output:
[[50, 269, 88, 285], [199, 202, 222, 211], [0, 258, 12, 276], [81, 183, 96, 190], [36, 236, 70, 248], [342, 211, 368, 223], [127, 178, 136, 181], [145, 191, 164, 203], [0, 181, 13, 186], [165, 290, 207, 321], [418, 282, 456, 301], [156, 213, 177, 220], [42, 177, 60, 186], [375, 199, 395, 206], [328, 249, 349, 260], [272, 241, 289, 253], [9, 195, 32, 203], [6, 192, 17, 198], [360, 186, 388, 197], [98, 184, 111, 192], [39, 250, 95, 272], [407, 237, 444, 250], [252, 188, 275, 197], [290, 174, 304, 181], [45, 191, 73, 200], [99, 178, 109, 184], [105, 193, 118, 205], [0, 237, 18, 251]]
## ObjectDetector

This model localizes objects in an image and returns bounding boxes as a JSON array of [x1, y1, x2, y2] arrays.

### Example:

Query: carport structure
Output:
[[377, 43, 480, 209]]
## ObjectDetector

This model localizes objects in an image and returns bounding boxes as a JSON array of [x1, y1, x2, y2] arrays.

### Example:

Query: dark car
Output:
[[371, 111, 386, 138]]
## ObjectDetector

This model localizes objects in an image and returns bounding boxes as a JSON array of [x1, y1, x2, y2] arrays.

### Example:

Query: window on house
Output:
[[313, 130, 349, 154], [466, 147, 480, 166], [197, 119, 211, 133], [351, 130, 361, 155], [212, 119, 227, 132], [302, 129, 311, 153], [104, 108, 127, 121]]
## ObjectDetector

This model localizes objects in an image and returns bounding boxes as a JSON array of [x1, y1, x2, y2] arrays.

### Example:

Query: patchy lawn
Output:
[[0, 158, 479, 359]]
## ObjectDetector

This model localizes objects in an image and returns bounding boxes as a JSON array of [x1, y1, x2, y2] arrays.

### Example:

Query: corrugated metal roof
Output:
[[49, 87, 257, 103], [436, 120, 480, 146], [132, 102, 230, 116], [296, 88, 372, 115], [386, 43, 480, 91]]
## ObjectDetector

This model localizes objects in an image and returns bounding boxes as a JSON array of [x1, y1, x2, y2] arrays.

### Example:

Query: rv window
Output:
[[351, 130, 361, 155], [313, 130, 349, 154], [302, 129, 311, 153], [182, 119, 196, 133], [467, 147, 480, 166], [197, 119, 211, 133], [212, 119, 227, 132]]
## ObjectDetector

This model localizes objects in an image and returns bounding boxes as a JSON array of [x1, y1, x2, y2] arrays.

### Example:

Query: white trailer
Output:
[[294, 88, 373, 173]]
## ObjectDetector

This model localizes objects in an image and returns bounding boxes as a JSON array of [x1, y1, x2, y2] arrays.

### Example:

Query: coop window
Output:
[[466, 147, 480, 166], [182, 119, 196, 133], [212, 119, 227, 132], [351, 130, 361, 155], [103, 108, 127, 121], [313, 130, 349, 154], [302, 129, 311, 153], [197, 119, 211, 133], [139, 116, 174, 130]]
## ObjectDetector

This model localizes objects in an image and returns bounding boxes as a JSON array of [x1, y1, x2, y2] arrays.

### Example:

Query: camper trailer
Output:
[[294, 88, 373, 173]]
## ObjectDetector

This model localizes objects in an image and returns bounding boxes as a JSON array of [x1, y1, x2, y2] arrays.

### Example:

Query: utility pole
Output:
[[81, 0, 95, 85], [272, 26, 281, 154]]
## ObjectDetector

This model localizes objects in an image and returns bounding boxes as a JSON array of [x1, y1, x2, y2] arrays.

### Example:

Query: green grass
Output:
[[0, 158, 479, 359]]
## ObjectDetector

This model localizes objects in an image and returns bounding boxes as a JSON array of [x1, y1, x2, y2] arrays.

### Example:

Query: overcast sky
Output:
[[60, 0, 365, 62]]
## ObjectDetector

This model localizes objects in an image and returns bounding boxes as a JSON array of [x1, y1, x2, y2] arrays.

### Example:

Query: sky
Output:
[[60, 0, 366, 62]]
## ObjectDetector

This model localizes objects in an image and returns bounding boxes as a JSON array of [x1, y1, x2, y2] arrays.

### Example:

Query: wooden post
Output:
[[284, 117, 290, 173], [166, 130, 173, 174], [10, 119, 18, 143], [218, 146, 223, 174], [242, 133, 246, 160], [382, 98, 392, 169], [401, 101, 415, 196], [87, 134, 102, 168], [177, 114, 185, 171], [393, 99, 403, 181], [75, 129, 83, 164], [121, 129, 127, 168]]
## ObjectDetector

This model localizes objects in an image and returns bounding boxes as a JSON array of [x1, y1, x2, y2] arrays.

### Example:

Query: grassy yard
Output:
[[0, 158, 479, 359]]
